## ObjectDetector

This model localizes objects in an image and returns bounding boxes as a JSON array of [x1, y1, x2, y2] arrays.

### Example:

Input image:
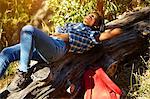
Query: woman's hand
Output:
[[51, 33, 69, 42]]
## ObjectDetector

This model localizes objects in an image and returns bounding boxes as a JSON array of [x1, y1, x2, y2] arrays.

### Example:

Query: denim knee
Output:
[[1, 47, 12, 55], [0, 44, 20, 61], [21, 25, 35, 34]]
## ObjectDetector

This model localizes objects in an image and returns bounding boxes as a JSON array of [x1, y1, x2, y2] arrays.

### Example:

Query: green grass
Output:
[[0, 61, 18, 89], [128, 58, 150, 98]]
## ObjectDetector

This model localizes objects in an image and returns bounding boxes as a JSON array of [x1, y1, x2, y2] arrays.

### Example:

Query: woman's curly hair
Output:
[[91, 11, 105, 32]]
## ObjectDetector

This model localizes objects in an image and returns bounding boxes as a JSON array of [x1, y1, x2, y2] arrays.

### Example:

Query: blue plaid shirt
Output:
[[55, 22, 104, 53]]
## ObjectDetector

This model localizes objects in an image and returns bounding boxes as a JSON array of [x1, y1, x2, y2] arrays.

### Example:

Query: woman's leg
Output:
[[0, 44, 20, 78], [5, 25, 67, 91], [0, 44, 44, 78], [19, 25, 67, 72]]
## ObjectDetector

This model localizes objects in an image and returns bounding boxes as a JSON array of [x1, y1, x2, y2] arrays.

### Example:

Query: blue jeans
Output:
[[0, 25, 67, 78]]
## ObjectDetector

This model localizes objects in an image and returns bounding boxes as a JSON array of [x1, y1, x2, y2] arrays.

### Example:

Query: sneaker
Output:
[[7, 70, 29, 92]]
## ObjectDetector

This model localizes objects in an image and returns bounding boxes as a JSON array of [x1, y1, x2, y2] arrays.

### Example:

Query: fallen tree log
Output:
[[1, 7, 150, 99]]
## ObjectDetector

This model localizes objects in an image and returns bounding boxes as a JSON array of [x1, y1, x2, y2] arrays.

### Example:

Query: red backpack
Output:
[[83, 67, 122, 99]]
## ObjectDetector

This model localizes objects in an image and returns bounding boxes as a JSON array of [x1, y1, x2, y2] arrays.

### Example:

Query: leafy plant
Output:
[[128, 58, 150, 98], [48, 0, 97, 32], [0, 0, 33, 48]]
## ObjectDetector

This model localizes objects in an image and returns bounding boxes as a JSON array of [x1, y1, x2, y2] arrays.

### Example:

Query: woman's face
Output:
[[83, 13, 98, 27]]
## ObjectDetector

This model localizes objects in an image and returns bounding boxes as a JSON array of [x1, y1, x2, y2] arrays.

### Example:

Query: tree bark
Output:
[[2, 7, 150, 99]]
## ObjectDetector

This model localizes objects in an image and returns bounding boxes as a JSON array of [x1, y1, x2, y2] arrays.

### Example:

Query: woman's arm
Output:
[[98, 28, 123, 41]]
